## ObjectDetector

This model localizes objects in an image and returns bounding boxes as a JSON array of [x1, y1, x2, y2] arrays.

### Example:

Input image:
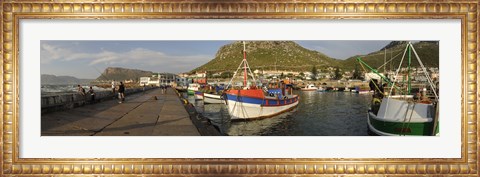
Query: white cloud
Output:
[[40, 43, 74, 63], [40, 43, 211, 72]]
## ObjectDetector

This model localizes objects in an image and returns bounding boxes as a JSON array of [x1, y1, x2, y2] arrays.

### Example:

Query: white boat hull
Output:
[[203, 93, 224, 104], [357, 90, 373, 94], [301, 84, 318, 91], [367, 97, 436, 136], [226, 99, 298, 120]]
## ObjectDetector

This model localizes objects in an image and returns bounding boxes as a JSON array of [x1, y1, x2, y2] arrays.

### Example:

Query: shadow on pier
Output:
[[41, 88, 219, 136]]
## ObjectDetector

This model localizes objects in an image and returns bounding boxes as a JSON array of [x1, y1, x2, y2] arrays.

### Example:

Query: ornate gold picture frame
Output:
[[1, 0, 478, 176]]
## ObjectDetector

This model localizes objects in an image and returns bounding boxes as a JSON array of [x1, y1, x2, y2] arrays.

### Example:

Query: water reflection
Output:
[[184, 90, 371, 136]]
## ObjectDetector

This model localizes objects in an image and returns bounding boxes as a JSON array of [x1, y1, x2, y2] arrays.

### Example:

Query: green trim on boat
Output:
[[369, 114, 435, 136]]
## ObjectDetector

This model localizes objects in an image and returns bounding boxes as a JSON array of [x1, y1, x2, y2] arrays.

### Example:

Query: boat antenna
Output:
[[243, 41, 247, 86], [225, 41, 257, 89]]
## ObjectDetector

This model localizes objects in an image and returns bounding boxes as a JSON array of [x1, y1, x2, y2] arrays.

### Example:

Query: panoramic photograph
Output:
[[40, 40, 439, 136]]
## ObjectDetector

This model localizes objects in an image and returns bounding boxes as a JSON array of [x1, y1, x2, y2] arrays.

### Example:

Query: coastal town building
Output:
[[156, 73, 177, 86], [139, 73, 177, 86], [175, 77, 189, 87], [139, 77, 150, 86]]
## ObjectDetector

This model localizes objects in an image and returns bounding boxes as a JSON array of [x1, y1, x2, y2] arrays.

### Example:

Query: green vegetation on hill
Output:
[[191, 41, 339, 73], [191, 41, 439, 74], [341, 41, 439, 71]]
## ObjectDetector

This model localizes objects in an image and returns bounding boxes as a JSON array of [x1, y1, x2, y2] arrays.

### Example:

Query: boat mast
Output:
[[409, 43, 439, 100], [390, 50, 392, 74], [384, 48, 386, 74], [225, 41, 257, 89], [408, 42, 411, 94], [243, 41, 247, 86]]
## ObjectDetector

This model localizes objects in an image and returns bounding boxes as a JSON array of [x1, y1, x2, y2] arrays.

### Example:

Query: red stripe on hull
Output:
[[261, 96, 299, 107], [225, 89, 265, 99]]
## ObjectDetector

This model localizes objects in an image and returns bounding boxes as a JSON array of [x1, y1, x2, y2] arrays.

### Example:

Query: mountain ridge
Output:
[[192, 41, 439, 73], [41, 74, 93, 85], [95, 67, 153, 81], [340, 41, 439, 70], [192, 41, 339, 73]]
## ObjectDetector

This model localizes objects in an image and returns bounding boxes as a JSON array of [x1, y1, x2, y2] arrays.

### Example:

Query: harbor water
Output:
[[185, 90, 372, 136], [41, 85, 110, 95]]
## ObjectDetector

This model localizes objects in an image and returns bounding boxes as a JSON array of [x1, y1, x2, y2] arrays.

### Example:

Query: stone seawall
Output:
[[41, 87, 156, 114]]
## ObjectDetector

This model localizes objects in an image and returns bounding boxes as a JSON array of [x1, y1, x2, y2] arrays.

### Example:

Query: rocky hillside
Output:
[[340, 41, 439, 70], [41, 74, 92, 85], [95, 67, 153, 81], [192, 41, 439, 74], [191, 41, 339, 73]]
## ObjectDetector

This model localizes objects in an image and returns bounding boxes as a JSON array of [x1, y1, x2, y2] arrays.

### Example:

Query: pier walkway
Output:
[[41, 88, 201, 136]]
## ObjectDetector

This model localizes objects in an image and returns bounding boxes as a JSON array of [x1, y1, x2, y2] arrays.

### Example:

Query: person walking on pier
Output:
[[111, 80, 116, 98], [118, 82, 125, 103], [160, 85, 165, 94], [143, 83, 146, 94]]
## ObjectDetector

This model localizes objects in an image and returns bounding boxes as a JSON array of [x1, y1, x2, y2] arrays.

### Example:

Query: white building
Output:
[[156, 73, 177, 86], [140, 73, 177, 87], [175, 77, 189, 87], [364, 72, 384, 81], [139, 77, 150, 86], [196, 72, 206, 78], [148, 78, 160, 86], [178, 73, 189, 78]]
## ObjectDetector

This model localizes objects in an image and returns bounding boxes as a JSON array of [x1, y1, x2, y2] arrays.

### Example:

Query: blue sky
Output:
[[41, 40, 391, 79]]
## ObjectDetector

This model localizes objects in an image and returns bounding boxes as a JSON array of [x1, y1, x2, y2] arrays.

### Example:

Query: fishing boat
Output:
[[300, 84, 318, 91], [187, 83, 200, 95], [353, 86, 372, 94], [367, 97, 436, 136], [200, 85, 226, 104], [316, 86, 326, 92], [175, 85, 188, 92], [203, 93, 224, 104], [357, 90, 373, 94], [357, 42, 439, 136], [224, 42, 299, 120], [194, 91, 204, 100]]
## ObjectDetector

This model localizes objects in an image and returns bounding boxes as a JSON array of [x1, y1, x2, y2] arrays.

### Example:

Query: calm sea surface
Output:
[[185, 90, 372, 136]]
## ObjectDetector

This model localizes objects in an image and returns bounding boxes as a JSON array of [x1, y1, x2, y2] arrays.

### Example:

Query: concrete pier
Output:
[[42, 88, 208, 136], [41, 87, 154, 114]]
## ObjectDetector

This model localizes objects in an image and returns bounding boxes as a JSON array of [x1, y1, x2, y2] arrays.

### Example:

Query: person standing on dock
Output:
[[77, 85, 86, 96], [77, 85, 86, 102], [88, 86, 95, 103], [111, 80, 116, 98], [118, 81, 125, 103]]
